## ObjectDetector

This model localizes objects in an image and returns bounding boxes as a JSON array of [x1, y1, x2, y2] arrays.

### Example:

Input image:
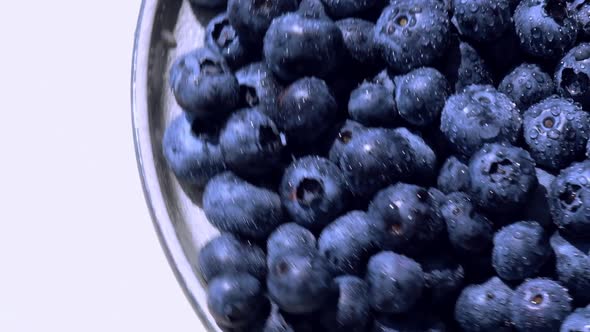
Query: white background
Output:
[[0, 1, 205, 331]]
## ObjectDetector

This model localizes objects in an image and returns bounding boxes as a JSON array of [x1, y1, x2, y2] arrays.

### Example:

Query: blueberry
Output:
[[468, 143, 538, 213], [437, 156, 471, 194], [169, 47, 240, 119], [550, 231, 590, 305], [332, 128, 414, 200], [372, 312, 446, 332], [394, 67, 451, 127], [235, 62, 282, 118], [199, 234, 266, 282], [523, 96, 590, 170], [205, 13, 256, 70], [569, 0, 590, 38], [549, 160, 590, 237], [514, 0, 578, 59], [555, 43, 590, 110], [560, 305, 590, 332], [419, 253, 465, 306], [279, 156, 349, 230], [393, 128, 438, 184], [492, 221, 552, 280], [318, 211, 385, 275], [320, 0, 379, 18], [220, 109, 287, 178], [523, 168, 556, 229], [348, 81, 397, 127], [440, 85, 523, 157], [298, 0, 329, 18], [259, 303, 315, 332], [438, 37, 493, 92], [441, 192, 494, 256], [263, 13, 345, 81], [369, 184, 445, 255], [267, 250, 336, 314], [162, 114, 226, 188], [454, 277, 514, 332], [203, 172, 284, 239], [336, 18, 382, 75], [267, 223, 317, 261], [452, 0, 512, 42], [207, 273, 270, 329], [189, 0, 226, 8], [498, 64, 555, 111], [510, 278, 572, 332], [374, 1, 451, 73], [227, 0, 298, 49], [328, 120, 367, 163], [320, 276, 371, 332], [366, 251, 425, 314]]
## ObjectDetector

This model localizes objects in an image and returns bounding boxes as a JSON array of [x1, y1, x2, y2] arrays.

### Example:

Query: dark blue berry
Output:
[[199, 233, 266, 282], [263, 13, 345, 81], [328, 120, 367, 163], [555, 43, 590, 110], [440, 85, 523, 157], [524, 168, 556, 230], [169, 48, 240, 119], [510, 278, 572, 332], [336, 18, 382, 75], [394, 67, 451, 127], [369, 184, 445, 255], [189, 0, 226, 7], [279, 156, 349, 230], [569, 0, 590, 38], [318, 211, 385, 275], [267, 250, 336, 314], [441, 192, 494, 256], [372, 312, 447, 332], [220, 109, 287, 177], [437, 156, 471, 194], [235, 62, 282, 117], [514, 0, 578, 59], [207, 273, 270, 329], [498, 64, 555, 111], [492, 221, 552, 280], [366, 251, 425, 314], [438, 38, 493, 92], [203, 172, 285, 239], [452, 0, 512, 42], [551, 231, 590, 305], [205, 13, 256, 70], [320, 276, 371, 332], [259, 303, 315, 332], [393, 128, 438, 184], [162, 114, 225, 188], [419, 253, 465, 306], [320, 0, 379, 18], [468, 143, 538, 213], [454, 277, 514, 332], [560, 305, 590, 332], [348, 81, 397, 127], [267, 223, 317, 261], [549, 160, 590, 237], [374, 1, 451, 73]]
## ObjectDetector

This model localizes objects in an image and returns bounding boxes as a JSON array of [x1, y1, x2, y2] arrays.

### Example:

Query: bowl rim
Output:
[[131, 1, 217, 330]]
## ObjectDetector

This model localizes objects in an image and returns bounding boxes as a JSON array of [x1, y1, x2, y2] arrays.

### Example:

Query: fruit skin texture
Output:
[[374, 1, 451, 73], [510, 278, 572, 332], [162, 114, 226, 188], [348, 81, 397, 127], [524, 168, 556, 230], [328, 120, 367, 164], [198, 233, 266, 282], [551, 231, 590, 305], [393, 128, 438, 184], [267, 250, 336, 314], [437, 156, 471, 194], [438, 38, 493, 92], [207, 273, 270, 329], [523, 96, 590, 170], [267, 223, 316, 262], [440, 85, 522, 157], [366, 251, 425, 314], [492, 221, 552, 281], [394, 67, 451, 127], [569, 0, 590, 38], [549, 160, 590, 237], [220, 108, 286, 178], [419, 253, 465, 306], [203, 172, 284, 239], [454, 277, 514, 332], [498, 63, 554, 111], [555, 43, 590, 110], [336, 18, 382, 75], [452, 0, 512, 42], [318, 211, 385, 275], [272, 77, 338, 147], [320, 0, 379, 18], [372, 312, 447, 332], [205, 13, 255, 70], [169, 48, 240, 119], [468, 143, 538, 213], [560, 305, 590, 332], [369, 184, 445, 256], [279, 156, 349, 230], [263, 13, 345, 82], [320, 275, 371, 332], [514, 0, 578, 59], [235, 62, 282, 118]]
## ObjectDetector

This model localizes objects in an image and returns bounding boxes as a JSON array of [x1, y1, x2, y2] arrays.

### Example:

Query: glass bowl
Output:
[[131, 1, 222, 330]]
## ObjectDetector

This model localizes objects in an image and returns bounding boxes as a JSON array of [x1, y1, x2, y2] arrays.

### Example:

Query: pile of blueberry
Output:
[[162, 0, 590, 330]]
